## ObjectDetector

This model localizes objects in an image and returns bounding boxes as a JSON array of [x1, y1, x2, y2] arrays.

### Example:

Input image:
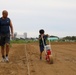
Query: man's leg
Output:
[[1, 46, 5, 58], [6, 43, 10, 57], [5, 34, 10, 57], [5, 34, 10, 62], [0, 36, 6, 62], [5, 43, 10, 62]]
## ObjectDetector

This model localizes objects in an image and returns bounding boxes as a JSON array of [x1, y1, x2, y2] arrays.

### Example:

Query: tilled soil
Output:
[[0, 43, 76, 75]]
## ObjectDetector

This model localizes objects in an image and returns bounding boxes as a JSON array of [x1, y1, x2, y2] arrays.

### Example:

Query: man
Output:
[[0, 10, 14, 62]]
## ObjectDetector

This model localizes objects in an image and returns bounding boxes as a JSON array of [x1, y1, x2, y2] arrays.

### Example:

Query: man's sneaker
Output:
[[5, 57, 9, 62], [0, 58, 6, 62]]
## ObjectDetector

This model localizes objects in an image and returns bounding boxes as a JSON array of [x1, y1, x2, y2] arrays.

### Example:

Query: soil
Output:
[[0, 42, 76, 75]]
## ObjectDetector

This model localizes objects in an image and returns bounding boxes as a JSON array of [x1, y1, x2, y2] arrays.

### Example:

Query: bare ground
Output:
[[0, 42, 76, 75]]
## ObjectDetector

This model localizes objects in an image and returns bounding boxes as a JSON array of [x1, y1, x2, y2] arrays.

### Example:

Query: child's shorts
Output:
[[39, 45, 44, 53]]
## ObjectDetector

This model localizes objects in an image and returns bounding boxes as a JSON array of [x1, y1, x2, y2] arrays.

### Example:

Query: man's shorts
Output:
[[39, 45, 44, 53], [0, 34, 10, 46]]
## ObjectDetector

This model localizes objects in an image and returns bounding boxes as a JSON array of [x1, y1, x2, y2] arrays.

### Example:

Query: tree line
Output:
[[63, 36, 76, 40]]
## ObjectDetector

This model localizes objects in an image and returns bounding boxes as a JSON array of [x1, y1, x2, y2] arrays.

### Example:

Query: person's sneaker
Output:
[[40, 56, 42, 60], [0, 58, 6, 62], [5, 56, 9, 62]]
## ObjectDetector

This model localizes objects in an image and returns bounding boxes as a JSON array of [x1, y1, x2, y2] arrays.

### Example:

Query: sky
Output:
[[0, 0, 76, 37]]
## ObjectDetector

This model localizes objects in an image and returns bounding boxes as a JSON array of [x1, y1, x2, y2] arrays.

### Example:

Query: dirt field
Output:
[[0, 42, 76, 75]]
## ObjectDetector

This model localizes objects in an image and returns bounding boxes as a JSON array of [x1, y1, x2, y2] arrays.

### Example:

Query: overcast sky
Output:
[[0, 0, 76, 37]]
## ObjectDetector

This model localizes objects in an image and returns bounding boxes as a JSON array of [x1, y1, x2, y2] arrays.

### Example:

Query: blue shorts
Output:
[[39, 45, 44, 53]]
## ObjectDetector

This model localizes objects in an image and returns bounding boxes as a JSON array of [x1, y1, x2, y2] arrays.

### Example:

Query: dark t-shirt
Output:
[[39, 35, 48, 46], [0, 17, 10, 35]]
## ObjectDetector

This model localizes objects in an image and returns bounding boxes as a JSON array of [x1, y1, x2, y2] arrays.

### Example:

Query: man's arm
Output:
[[0, 19, 1, 35], [10, 20, 14, 37]]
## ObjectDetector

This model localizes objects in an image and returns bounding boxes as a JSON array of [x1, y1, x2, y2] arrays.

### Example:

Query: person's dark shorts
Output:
[[0, 34, 10, 46], [39, 45, 44, 53]]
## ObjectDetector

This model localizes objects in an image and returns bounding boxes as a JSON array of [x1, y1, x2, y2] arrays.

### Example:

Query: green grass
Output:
[[10, 39, 76, 44], [10, 39, 38, 44]]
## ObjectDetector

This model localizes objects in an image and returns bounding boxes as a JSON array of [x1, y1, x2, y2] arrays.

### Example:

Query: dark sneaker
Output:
[[40, 57, 42, 60]]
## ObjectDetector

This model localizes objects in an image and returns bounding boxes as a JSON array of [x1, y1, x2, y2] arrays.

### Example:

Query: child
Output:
[[39, 29, 48, 60]]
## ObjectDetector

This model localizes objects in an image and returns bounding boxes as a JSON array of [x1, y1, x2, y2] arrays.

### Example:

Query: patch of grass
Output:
[[10, 40, 38, 44]]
